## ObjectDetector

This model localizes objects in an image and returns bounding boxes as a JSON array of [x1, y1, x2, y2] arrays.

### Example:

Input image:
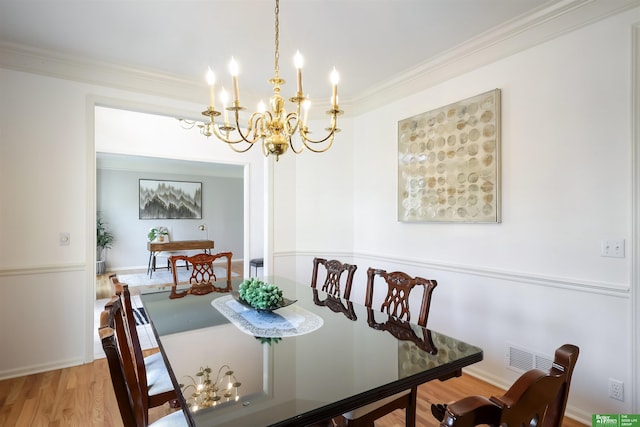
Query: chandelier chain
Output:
[[274, 0, 280, 80]]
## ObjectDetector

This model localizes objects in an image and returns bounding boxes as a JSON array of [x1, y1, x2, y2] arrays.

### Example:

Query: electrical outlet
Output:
[[609, 378, 624, 401], [601, 239, 625, 258]]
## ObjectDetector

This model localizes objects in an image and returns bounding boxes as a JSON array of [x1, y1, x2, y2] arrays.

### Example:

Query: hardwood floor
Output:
[[0, 264, 586, 426], [0, 360, 587, 427]]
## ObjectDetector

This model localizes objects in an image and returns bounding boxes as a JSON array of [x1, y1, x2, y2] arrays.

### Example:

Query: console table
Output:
[[146, 239, 214, 277]]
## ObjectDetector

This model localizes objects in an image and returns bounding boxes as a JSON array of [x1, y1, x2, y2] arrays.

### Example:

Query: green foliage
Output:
[[147, 226, 169, 241], [96, 215, 114, 250], [239, 278, 283, 310]]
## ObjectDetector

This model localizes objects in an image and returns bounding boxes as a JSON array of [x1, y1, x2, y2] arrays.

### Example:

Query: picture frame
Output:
[[139, 179, 202, 219], [397, 89, 501, 223]]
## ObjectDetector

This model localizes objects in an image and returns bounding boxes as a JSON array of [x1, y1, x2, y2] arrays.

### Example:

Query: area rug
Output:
[[117, 268, 239, 287], [132, 306, 149, 326]]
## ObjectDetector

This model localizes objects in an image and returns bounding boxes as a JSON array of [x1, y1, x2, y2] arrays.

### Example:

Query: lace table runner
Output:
[[212, 295, 324, 338]]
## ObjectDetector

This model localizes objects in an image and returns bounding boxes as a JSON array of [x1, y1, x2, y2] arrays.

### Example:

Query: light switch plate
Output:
[[601, 239, 624, 258]]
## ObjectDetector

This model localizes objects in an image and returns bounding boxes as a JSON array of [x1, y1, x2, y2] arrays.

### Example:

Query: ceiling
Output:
[[0, 0, 566, 106]]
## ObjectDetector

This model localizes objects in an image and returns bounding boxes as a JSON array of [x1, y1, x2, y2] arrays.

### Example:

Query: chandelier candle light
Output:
[[198, 0, 343, 160]]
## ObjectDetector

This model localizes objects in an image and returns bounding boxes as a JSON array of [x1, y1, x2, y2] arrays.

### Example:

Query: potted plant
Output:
[[147, 226, 169, 243], [97, 215, 114, 275]]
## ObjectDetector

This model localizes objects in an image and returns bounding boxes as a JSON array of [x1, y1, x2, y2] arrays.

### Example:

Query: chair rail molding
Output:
[[0, 263, 86, 277], [283, 251, 630, 298]]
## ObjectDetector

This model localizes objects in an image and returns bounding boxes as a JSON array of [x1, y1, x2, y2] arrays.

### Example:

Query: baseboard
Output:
[[0, 357, 86, 381]]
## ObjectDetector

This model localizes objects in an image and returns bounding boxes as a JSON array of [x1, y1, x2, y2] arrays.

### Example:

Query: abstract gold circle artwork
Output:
[[398, 89, 501, 222]]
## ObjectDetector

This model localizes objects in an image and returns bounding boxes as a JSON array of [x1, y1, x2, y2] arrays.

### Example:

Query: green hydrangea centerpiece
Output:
[[238, 278, 284, 311]]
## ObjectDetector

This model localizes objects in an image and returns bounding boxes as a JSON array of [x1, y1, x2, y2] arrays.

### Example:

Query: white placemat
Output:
[[212, 295, 323, 338]]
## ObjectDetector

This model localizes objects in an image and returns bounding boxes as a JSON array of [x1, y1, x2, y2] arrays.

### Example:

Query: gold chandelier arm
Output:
[[210, 122, 246, 144], [178, 118, 197, 130], [226, 140, 256, 153], [301, 132, 335, 153], [298, 114, 339, 144], [284, 111, 300, 135], [288, 134, 305, 154], [207, 112, 260, 145], [229, 110, 263, 145]]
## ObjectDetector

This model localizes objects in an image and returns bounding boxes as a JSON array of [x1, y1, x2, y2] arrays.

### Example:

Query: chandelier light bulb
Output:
[[229, 57, 240, 103], [229, 57, 239, 76], [220, 88, 229, 105], [330, 67, 339, 109], [330, 67, 340, 85], [206, 68, 216, 85], [257, 100, 266, 114], [294, 50, 304, 69], [220, 88, 230, 123]]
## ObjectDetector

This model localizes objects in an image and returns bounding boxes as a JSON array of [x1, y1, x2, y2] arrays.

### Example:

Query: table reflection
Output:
[[366, 307, 437, 355], [140, 276, 483, 426], [180, 365, 242, 411], [312, 288, 357, 321]]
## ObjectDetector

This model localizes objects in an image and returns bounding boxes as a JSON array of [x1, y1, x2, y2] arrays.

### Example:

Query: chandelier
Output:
[[196, 0, 343, 161], [179, 365, 241, 412]]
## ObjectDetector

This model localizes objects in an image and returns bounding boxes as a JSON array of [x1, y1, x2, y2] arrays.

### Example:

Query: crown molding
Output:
[[0, 0, 638, 114], [0, 40, 206, 104], [351, 0, 640, 115]]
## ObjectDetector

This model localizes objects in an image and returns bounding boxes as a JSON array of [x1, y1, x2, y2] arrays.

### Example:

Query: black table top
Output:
[[140, 276, 482, 427]]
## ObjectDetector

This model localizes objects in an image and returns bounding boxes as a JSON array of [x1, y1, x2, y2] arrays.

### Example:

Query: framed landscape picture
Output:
[[139, 179, 202, 219], [397, 89, 501, 223]]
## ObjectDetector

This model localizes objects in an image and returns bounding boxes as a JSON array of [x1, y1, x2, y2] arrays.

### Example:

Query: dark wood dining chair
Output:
[[99, 306, 188, 427], [434, 344, 579, 427], [169, 251, 233, 299], [337, 267, 438, 427], [103, 282, 179, 419], [310, 257, 358, 299]]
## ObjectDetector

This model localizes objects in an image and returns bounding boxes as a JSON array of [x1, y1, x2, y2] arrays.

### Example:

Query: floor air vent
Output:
[[507, 343, 553, 373]]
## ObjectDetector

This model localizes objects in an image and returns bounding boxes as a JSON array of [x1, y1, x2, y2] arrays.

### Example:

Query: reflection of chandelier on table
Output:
[[189, 0, 343, 161], [180, 365, 241, 412]]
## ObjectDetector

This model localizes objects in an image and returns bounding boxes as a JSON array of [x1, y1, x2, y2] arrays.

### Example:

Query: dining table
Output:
[[140, 276, 483, 427]]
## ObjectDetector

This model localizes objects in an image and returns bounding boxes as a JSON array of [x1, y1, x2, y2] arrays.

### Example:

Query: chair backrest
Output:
[[365, 267, 437, 327], [170, 251, 233, 299], [100, 301, 147, 427], [310, 257, 358, 300], [119, 285, 153, 419], [440, 344, 579, 427], [110, 274, 124, 294]]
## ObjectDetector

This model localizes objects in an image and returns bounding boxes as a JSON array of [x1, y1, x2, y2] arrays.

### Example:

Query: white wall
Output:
[[97, 168, 244, 270], [283, 7, 640, 422], [0, 67, 265, 377]]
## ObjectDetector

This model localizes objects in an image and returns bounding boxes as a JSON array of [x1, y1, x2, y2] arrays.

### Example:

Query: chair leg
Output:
[[405, 387, 417, 427]]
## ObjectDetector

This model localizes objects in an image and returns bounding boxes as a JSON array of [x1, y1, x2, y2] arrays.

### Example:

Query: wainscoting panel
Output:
[[0, 264, 89, 380]]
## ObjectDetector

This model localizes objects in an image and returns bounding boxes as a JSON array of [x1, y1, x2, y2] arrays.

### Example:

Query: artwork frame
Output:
[[397, 89, 501, 223], [139, 179, 202, 219]]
